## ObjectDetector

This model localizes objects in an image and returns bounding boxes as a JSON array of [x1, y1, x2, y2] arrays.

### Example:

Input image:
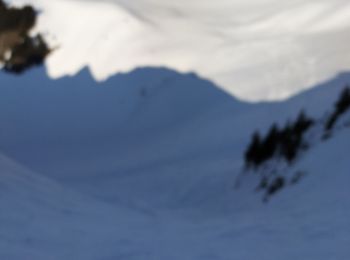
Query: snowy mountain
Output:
[[1, 0, 350, 259], [0, 66, 349, 259], [9, 0, 350, 100], [0, 152, 161, 259]]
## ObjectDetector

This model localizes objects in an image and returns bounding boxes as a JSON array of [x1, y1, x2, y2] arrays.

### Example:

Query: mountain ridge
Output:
[[0, 64, 349, 259], [11, 0, 350, 100]]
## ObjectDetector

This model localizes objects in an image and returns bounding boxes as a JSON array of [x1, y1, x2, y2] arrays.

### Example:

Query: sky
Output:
[[9, 0, 350, 101]]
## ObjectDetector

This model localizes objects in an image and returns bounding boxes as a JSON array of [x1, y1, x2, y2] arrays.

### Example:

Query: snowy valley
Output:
[[0, 66, 349, 259], [0, 0, 350, 259]]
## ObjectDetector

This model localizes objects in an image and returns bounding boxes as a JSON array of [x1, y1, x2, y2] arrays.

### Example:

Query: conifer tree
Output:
[[326, 87, 350, 130], [245, 131, 262, 168]]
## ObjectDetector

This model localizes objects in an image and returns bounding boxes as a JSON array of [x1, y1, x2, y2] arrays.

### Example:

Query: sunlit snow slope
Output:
[[10, 0, 350, 100]]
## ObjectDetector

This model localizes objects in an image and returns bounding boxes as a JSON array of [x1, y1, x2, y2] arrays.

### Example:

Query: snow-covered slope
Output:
[[10, 0, 350, 100], [0, 152, 159, 259], [0, 66, 350, 206], [1, 140, 348, 260], [0, 66, 244, 208], [0, 66, 349, 259], [0, 66, 350, 260]]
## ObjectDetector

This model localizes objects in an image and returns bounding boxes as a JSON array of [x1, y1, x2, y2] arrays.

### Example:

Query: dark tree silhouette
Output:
[[0, 0, 50, 73], [244, 110, 314, 168], [294, 110, 314, 136], [266, 177, 285, 196], [279, 122, 296, 163], [245, 131, 262, 168], [326, 87, 350, 131], [262, 124, 280, 161], [280, 111, 314, 163]]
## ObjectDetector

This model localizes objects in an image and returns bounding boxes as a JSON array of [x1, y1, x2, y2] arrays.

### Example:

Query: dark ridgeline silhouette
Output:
[[245, 110, 314, 169], [0, 0, 50, 73], [325, 86, 350, 131]]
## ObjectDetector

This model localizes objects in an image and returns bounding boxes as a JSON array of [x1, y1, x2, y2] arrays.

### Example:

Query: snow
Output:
[[0, 66, 349, 259], [8, 0, 350, 100], [0, 152, 153, 259]]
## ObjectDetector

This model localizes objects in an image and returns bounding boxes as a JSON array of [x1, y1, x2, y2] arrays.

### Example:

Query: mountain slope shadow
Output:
[[1, 67, 350, 210], [0, 66, 247, 206]]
